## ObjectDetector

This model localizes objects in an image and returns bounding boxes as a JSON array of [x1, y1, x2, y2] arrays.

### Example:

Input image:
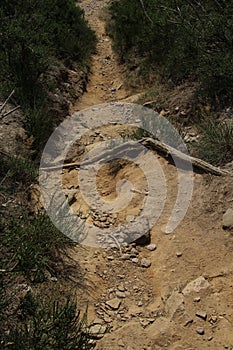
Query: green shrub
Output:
[[1, 212, 75, 281], [196, 119, 233, 166], [107, 0, 233, 104], [0, 0, 96, 99], [0, 156, 37, 191], [0, 0, 96, 152], [3, 292, 96, 350], [23, 106, 55, 153]]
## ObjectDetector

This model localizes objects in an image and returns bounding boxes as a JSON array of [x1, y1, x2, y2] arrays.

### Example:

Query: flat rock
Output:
[[106, 298, 121, 310], [120, 253, 131, 260], [165, 290, 185, 318], [222, 208, 233, 228], [182, 276, 210, 295], [89, 324, 107, 338], [115, 291, 126, 298]]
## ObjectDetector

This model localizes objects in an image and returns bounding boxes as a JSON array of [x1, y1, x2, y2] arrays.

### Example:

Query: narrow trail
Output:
[[64, 1, 233, 349], [72, 0, 135, 112]]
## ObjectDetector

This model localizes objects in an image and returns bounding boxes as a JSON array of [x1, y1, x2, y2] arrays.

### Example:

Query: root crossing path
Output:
[[64, 1, 233, 349]]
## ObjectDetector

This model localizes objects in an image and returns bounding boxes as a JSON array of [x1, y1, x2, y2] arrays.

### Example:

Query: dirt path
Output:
[[71, 0, 132, 112], [66, 1, 233, 349]]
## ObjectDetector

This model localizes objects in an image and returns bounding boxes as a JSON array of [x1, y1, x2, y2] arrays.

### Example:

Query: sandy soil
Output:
[[63, 1, 233, 349]]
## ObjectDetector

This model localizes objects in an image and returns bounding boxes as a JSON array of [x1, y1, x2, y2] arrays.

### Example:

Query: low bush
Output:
[[107, 0, 233, 105], [1, 212, 75, 281], [0, 0, 96, 152], [196, 119, 233, 166], [0, 156, 37, 193], [1, 291, 96, 350]]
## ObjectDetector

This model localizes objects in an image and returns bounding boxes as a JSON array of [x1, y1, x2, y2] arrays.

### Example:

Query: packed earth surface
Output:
[[64, 1, 233, 349], [1, 0, 233, 349]]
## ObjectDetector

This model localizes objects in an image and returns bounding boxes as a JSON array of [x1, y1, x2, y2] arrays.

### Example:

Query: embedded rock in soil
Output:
[[222, 208, 233, 229], [141, 258, 152, 268], [106, 298, 121, 310], [182, 276, 210, 295], [165, 290, 185, 318], [146, 244, 157, 251], [89, 324, 108, 339]]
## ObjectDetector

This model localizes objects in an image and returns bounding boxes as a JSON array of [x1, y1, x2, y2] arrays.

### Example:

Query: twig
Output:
[[138, 0, 153, 23], [1, 105, 21, 119], [109, 234, 123, 255], [0, 150, 11, 158], [0, 89, 15, 114], [40, 162, 81, 171]]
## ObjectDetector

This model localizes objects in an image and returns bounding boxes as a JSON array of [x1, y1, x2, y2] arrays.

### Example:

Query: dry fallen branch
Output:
[[1, 105, 21, 119], [140, 137, 233, 176], [40, 137, 232, 177]]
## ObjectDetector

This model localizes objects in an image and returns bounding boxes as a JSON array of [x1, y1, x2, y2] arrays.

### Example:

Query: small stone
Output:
[[106, 298, 121, 310], [146, 244, 157, 251], [208, 336, 213, 341], [209, 315, 217, 324], [222, 208, 233, 229], [92, 318, 104, 325], [176, 252, 182, 257], [131, 247, 139, 255], [193, 297, 201, 302], [138, 301, 143, 307], [141, 258, 151, 268], [89, 324, 107, 338], [103, 315, 112, 323], [120, 253, 131, 260], [115, 291, 126, 298], [107, 256, 114, 261], [118, 283, 126, 292], [140, 319, 151, 328], [196, 327, 205, 335], [132, 258, 139, 264], [118, 339, 125, 347], [196, 311, 207, 321]]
